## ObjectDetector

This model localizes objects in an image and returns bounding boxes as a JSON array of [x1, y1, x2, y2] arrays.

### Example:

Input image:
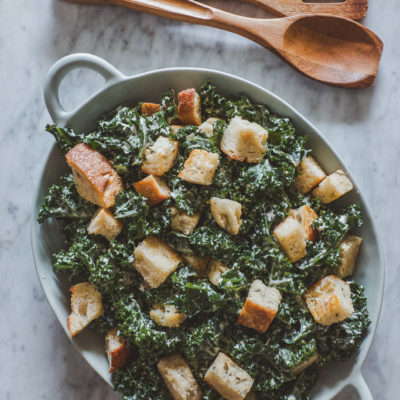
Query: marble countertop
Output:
[[1, 0, 399, 398]]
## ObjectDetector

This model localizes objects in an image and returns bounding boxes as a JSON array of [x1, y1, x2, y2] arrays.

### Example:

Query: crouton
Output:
[[67, 282, 103, 337], [199, 117, 221, 137], [210, 197, 242, 235], [105, 328, 132, 373], [337, 234, 362, 278], [170, 207, 200, 235], [178, 149, 219, 185], [133, 236, 181, 288], [312, 170, 354, 204], [304, 275, 354, 326], [158, 353, 202, 400], [170, 125, 184, 135], [292, 352, 319, 375], [289, 205, 318, 242], [87, 208, 123, 241], [238, 280, 282, 333], [182, 254, 209, 276], [204, 352, 254, 400], [133, 175, 170, 206], [150, 304, 187, 328], [142, 136, 179, 176], [220, 116, 268, 163], [207, 259, 230, 286], [273, 216, 307, 263], [177, 88, 202, 126], [66, 143, 123, 208], [295, 156, 326, 194], [141, 102, 160, 116]]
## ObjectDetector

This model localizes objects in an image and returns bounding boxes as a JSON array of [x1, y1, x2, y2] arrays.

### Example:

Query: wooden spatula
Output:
[[242, 0, 368, 21], [64, 0, 382, 88]]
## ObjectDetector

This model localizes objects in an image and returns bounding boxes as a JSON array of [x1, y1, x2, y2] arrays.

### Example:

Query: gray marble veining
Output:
[[0, 0, 399, 399]]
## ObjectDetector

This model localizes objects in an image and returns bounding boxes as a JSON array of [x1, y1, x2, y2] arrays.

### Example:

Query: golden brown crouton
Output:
[[158, 353, 202, 400], [292, 352, 319, 375], [67, 282, 103, 337], [142, 136, 179, 176], [87, 208, 123, 241], [141, 102, 161, 116], [238, 280, 282, 333], [312, 170, 353, 204], [204, 353, 254, 400], [177, 88, 202, 126], [207, 259, 230, 286], [210, 197, 242, 235], [273, 216, 307, 263], [304, 275, 354, 326], [66, 143, 123, 208], [337, 234, 363, 278], [133, 175, 170, 206], [150, 304, 187, 328], [170, 207, 201, 235], [105, 328, 132, 373], [295, 156, 326, 194], [133, 236, 181, 288], [289, 205, 319, 242], [182, 254, 209, 276], [170, 125, 184, 135], [199, 117, 221, 137], [178, 149, 219, 185], [220, 116, 268, 163]]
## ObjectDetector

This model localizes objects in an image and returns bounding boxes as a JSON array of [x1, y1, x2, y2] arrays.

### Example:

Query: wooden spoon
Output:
[[242, 0, 368, 21], [65, 0, 383, 88]]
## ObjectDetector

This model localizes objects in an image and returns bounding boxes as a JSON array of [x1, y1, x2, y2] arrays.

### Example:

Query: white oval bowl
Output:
[[31, 53, 384, 400]]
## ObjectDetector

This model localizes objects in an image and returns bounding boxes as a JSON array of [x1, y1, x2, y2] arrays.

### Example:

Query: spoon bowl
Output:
[[279, 15, 383, 87]]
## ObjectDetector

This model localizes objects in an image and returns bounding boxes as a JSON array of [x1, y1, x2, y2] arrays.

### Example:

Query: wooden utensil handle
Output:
[[242, 0, 368, 20]]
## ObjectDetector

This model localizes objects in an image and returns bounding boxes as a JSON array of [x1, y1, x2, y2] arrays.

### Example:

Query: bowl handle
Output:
[[44, 53, 124, 125], [350, 373, 373, 400]]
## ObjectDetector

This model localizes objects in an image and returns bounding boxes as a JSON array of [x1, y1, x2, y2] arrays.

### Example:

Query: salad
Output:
[[38, 82, 370, 400]]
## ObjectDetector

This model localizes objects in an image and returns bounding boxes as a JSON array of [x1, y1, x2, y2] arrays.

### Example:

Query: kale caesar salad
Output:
[[38, 82, 370, 400]]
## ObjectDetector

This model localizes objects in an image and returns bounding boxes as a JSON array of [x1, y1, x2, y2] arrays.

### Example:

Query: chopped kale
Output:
[[38, 82, 369, 400]]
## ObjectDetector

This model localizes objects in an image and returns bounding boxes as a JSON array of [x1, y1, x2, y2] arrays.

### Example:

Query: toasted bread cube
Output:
[[170, 125, 184, 135], [238, 280, 282, 333], [289, 205, 318, 242], [204, 353, 254, 400], [220, 116, 268, 163], [199, 117, 221, 137], [312, 170, 353, 204], [133, 237, 181, 288], [305, 275, 354, 326], [182, 254, 209, 276], [295, 156, 327, 194], [105, 328, 132, 373], [87, 208, 123, 241], [178, 149, 219, 185], [210, 197, 242, 235], [177, 88, 202, 126], [337, 234, 362, 278], [67, 282, 103, 337], [66, 143, 123, 208], [133, 175, 170, 206], [171, 208, 201, 235], [141, 102, 160, 116], [150, 304, 187, 328], [207, 259, 230, 286], [158, 353, 202, 400], [142, 136, 179, 176], [292, 352, 319, 375], [273, 216, 307, 263]]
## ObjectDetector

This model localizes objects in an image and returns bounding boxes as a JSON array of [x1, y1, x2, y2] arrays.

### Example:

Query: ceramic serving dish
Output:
[[31, 53, 384, 399]]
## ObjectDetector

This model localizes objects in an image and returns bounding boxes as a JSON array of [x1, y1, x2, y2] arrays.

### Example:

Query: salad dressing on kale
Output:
[[38, 82, 370, 400]]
